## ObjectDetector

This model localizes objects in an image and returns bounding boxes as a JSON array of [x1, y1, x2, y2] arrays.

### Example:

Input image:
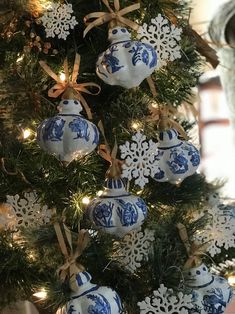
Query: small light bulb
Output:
[[97, 190, 103, 197], [16, 55, 24, 63], [23, 128, 31, 139], [228, 275, 235, 286], [131, 121, 141, 130], [82, 197, 90, 205], [136, 190, 143, 195], [59, 72, 66, 82], [33, 288, 47, 300]]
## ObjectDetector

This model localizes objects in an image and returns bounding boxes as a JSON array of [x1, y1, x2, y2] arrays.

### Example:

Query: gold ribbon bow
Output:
[[177, 223, 211, 270], [147, 103, 189, 140], [98, 121, 123, 178], [39, 54, 101, 120], [83, 0, 140, 37], [54, 221, 90, 291]]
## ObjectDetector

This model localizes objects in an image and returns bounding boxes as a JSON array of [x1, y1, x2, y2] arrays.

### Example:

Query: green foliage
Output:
[[0, 0, 230, 313]]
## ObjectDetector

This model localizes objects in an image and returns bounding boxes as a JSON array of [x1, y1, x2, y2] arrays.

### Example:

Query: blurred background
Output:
[[191, 0, 235, 199]]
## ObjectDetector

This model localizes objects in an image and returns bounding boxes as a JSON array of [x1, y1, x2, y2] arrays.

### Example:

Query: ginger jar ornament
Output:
[[37, 54, 100, 163], [184, 264, 232, 314], [177, 223, 233, 314], [37, 97, 99, 163], [96, 27, 158, 89], [87, 161, 148, 238], [153, 128, 200, 184], [63, 270, 123, 314]]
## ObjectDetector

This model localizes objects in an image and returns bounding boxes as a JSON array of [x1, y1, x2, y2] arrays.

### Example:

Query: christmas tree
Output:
[[0, 0, 234, 313]]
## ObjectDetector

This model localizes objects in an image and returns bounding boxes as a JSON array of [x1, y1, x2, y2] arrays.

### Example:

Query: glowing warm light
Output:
[[131, 121, 141, 130], [228, 275, 235, 286], [82, 197, 90, 205], [136, 190, 143, 195], [59, 72, 66, 82], [33, 288, 47, 299], [23, 129, 31, 139], [97, 190, 103, 197], [16, 55, 24, 63]]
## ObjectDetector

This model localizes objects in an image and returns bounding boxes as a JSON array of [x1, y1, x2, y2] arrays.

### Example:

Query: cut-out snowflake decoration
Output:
[[6, 192, 52, 230], [119, 132, 159, 188], [114, 227, 155, 273], [137, 14, 182, 69], [41, 3, 78, 40], [195, 204, 235, 257], [138, 284, 193, 314]]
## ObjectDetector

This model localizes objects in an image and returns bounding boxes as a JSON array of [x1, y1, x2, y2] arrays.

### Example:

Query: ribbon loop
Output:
[[39, 53, 101, 120], [54, 221, 90, 290], [147, 103, 189, 140], [97, 121, 123, 179], [177, 223, 211, 270], [83, 0, 140, 37]]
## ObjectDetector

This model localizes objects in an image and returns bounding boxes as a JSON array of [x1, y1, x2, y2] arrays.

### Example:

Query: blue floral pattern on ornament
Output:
[[101, 45, 124, 75], [67, 305, 76, 314], [92, 125, 99, 145], [167, 149, 189, 174], [125, 42, 157, 68], [154, 168, 165, 180], [69, 117, 90, 141], [87, 294, 111, 314], [116, 199, 138, 226], [43, 117, 65, 142], [186, 144, 200, 166], [136, 198, 148, 217], [92, 202, 114, 227], [202, 288, 226, 314]]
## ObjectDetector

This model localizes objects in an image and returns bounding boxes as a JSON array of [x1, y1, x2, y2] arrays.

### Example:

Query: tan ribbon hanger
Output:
[[98, 121, 123, 179], [177, 223, 210, 270], [54, 221, 90, 291], [39, 53, 101, 120], [83, 0, 140, 37], [147, 103, 189, 140]]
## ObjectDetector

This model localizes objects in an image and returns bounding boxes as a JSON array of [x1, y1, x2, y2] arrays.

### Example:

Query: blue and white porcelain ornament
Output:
[[37, 98, 99, 163], [96, 26, 158, 89], [57, 270, 123, 314], [184, 263, 233, 314], [87, 176, 148, 238], [153, 128, 200, 184]]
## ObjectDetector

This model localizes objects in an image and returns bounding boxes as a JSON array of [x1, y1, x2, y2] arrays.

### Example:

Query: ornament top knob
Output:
[[75, 271, 92, 287], [108, 27, 131, 43], [57, 99, 83, 114]]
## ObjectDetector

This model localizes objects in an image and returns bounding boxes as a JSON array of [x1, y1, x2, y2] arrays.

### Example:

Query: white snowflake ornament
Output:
[[119, 132, 159, 188], [195, 205, 235, 257], [6, 192, 52, 230], [137, 14, 182, 69], [41, 3, 78, 40], [138, 284, 193, 314], [114, 227, 155, 273]]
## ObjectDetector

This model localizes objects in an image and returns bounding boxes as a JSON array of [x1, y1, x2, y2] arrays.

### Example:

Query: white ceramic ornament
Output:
[[87, 178, 148, 238], [184, 263, 233, 314], [153, 128, 200, 184], [64, 271, 123, 314], [37, 99, 99, 163], [96, 27, 158, 89]]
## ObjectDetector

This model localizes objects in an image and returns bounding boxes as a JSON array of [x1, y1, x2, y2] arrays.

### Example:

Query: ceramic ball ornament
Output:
[[57, 270, 123, 314], [153, 128, 200, 184], [37, 98, 99, 163], [184, 263, 233, 314], [96, 26, 158, 89], [87, 176, 148, 238]]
